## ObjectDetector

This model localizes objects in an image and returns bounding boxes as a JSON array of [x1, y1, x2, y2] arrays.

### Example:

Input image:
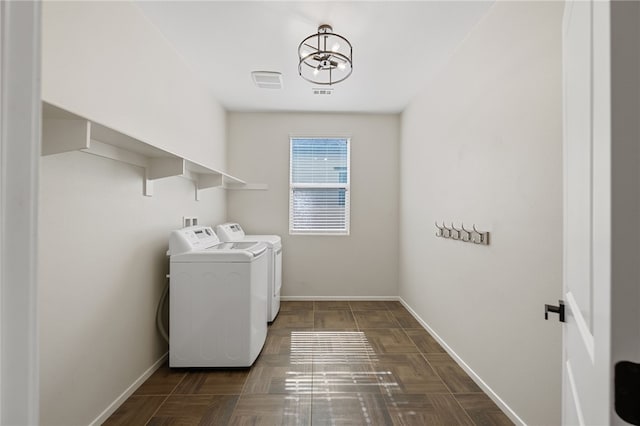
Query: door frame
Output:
[[0, 1, 41, 424], [609, 1, 640, 424]]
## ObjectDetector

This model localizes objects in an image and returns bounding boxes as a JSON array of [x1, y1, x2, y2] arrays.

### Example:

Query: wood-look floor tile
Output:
[[349, 300, 390, 311], [280, 301, 313, 311], [313, 363, 382, 395], [103, 395, 165, 426], [263, 328, 294, 355], [426, 353, 482, 393], [229, 394, 311, 425], [311, 393, 392, 425], [147, 394, 237, 425], [243, 354, 312, 394], [311, 393, 391, 426], [354, 310, 401, 329], [112, 300, 512, 426], [362, 329, 419, 354], [314, 310, 357, 329], [404, 328, 446, 354], [314, 300, 351, 311], [173, 369, 249, 394], [390, 310, 423, 328], [384, 301, 406, 311], [385, 394, 475, 426], [270, 310, 314, 329], [133, 363, 186, 396], [371, 353, 449, 394], [454, 393, 514, 425]]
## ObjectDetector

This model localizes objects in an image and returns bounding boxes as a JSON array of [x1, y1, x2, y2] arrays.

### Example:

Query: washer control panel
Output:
[[215, 223, 246, 242], [169, 226, 220, 255]]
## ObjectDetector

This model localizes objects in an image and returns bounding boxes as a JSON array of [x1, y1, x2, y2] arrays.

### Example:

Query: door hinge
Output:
[[615, 361, 640, 425], [544, 300, 565, 322]]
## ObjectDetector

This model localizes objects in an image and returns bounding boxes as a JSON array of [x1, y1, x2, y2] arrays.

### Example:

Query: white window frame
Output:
[[289, 137, 351, 236]]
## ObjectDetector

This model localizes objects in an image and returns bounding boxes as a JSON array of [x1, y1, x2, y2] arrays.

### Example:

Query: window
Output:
[[289, 137, 350, 235]]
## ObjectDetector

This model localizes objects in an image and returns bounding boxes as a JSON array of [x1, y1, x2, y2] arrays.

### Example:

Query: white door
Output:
[[561, 0, 612, 424]]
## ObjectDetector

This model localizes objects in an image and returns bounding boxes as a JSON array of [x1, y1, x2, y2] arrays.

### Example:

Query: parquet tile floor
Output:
[[105, 301, 513, 425]]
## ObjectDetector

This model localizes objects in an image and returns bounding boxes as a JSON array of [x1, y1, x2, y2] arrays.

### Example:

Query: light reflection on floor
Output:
[[290, 331, 376, 364], [285, 331, 400, 424]]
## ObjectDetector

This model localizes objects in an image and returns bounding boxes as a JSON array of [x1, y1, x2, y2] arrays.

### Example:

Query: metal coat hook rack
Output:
[[435, 221, 490, 245]]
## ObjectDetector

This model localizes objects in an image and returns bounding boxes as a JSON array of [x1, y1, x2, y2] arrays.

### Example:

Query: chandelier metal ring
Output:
[[298, 24, 353, 86]]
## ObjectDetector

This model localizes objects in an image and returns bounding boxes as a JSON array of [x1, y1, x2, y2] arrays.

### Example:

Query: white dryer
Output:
[[168, 226, 268, 367], [214, 223, 282, 322]]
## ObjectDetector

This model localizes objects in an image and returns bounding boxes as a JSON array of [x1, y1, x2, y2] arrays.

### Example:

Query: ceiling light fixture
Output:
[[298, 24, 352, 86]]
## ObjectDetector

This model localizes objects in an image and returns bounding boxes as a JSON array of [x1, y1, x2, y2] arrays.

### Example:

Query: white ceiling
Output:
[[135, 1, 494, 113]]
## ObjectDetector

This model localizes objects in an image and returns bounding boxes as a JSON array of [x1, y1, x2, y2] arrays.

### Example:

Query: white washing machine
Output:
[[168, 226, 268, 367], [214, 223, 282, 322]]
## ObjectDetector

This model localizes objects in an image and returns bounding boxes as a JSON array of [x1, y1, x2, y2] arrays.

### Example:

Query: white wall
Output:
[[227, 113, 399, 298], [39, 2, 227, 425], [399, 2, 563, 425], [39, 154, 226, 426], [41, 1, 226, 169]]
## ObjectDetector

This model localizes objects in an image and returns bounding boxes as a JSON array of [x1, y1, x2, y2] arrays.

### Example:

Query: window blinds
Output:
[[289, 138, 350, 235]]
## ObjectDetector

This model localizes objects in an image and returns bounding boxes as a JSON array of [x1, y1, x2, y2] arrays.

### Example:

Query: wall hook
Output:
[[472, 224, 490, 245], [471, 224, 481, 244], [442, 221, 451, 238], [460, 223, 471, 242], [434, 221, 490, 246], [450, 222, 461, 240]]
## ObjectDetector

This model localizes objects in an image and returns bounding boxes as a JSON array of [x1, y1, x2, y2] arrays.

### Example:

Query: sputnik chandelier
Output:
[[298, 24, 353, 86]]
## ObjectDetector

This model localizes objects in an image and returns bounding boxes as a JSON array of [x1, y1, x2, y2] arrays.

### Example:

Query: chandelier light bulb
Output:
[[313, 68, 320, 76], [338, 62, 346, 70], [331, 43, 340, 52]]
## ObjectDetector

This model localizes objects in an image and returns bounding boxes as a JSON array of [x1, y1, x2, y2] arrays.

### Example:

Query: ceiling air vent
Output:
[[313, 88, 333, 95], [251, 71, 283, 89]]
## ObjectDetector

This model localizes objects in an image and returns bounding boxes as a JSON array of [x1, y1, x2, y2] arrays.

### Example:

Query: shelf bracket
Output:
[[42, 118, 90, 155], [148, 158, 185, 180], [194, 173, 223, 201], [142, 157, 185, 197], [143, 169, 153, 197], [196, 173, 223, 190]]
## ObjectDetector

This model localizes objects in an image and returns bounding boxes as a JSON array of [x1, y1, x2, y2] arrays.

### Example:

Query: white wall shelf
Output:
[[41, 102, 266, 198]]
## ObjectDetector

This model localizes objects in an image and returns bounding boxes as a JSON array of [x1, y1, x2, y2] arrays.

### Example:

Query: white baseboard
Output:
[[280, 295, 399, 301], [397, 297, 526, 426], [89, 352, 168, 426]]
